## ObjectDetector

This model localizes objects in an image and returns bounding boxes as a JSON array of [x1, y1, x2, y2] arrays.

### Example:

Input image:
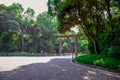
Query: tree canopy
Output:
[[48, 0, 120, 56], [0, 3, 58, 53]]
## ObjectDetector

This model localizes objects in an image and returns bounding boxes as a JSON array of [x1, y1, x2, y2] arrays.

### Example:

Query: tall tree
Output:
[[7, 3, 25, 52], [0, 4, 21, 52], [0, 4, 7, 33], [48, 0, 113, 54], [36, 12, 58, 53]]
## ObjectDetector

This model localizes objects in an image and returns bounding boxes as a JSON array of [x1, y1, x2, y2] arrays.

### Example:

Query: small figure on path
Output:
[[41, 50, 47, 56], [31, 52, 34, 56], [41, 50, 44, 56], [41, 50, 43, 54], [44, 52, 47, 56]]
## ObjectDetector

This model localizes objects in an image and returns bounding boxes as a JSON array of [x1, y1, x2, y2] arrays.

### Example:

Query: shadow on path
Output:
[[0, 58, 120, 80]]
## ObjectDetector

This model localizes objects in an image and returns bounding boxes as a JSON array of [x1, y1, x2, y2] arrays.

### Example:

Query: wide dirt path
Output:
[[0, 56, 120, 80]]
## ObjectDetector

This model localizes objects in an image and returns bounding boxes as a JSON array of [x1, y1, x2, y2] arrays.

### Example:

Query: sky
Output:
[[0, 0, 48, 16]]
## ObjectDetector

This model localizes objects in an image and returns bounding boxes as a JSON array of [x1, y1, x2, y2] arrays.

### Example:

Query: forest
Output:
[[48, 0, 120, 57], [0, 0, 120, 58], [0, 2, 86, 56], [0, 3, 57, 54], [47, 0, 120, 70]]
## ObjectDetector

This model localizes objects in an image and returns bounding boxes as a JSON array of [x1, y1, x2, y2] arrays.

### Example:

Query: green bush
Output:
[[88, 41, 95, 54], [108, 46, 120, 57], [97, 25, 120, 57], [74, 54, 120, 70], [98, 32, 110, 55], [79, 39, 89, 53]]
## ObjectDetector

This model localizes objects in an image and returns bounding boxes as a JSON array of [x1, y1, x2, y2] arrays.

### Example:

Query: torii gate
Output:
[[55, 34, 82, 57]]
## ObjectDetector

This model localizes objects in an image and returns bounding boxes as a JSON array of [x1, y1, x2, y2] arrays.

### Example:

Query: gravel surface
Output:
[[0, 56, 120, 80]]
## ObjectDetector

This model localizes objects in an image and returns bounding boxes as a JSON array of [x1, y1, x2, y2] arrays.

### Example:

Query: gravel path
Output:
[[0, 56, 120, 80]]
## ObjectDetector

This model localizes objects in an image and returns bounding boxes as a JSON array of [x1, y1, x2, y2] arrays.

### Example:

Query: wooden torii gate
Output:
[[55, 34, 82, 57]]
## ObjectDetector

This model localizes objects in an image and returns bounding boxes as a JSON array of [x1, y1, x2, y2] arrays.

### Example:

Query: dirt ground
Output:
[[0, 56, 120, 80]]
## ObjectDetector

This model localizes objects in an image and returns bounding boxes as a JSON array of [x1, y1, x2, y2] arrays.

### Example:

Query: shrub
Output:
[[98, 26, 120, 57], [108, 46, 120, 57], [88, 40, 95, 54], [74, 54, 120, 70]]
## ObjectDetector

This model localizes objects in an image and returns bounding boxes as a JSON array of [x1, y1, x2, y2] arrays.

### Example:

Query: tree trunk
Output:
[[21, 33, 24, 52], [105, 0, 113, 29], [93, 39, 99, 54], [74, 34, 78, 57], [59, 36, 62, 56]]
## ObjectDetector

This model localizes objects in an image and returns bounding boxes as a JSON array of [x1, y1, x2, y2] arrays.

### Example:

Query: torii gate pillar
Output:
[[59, 36, 62, 55], [74, 34, 78, 57]]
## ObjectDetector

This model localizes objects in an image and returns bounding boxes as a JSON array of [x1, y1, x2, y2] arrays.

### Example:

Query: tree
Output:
[[98, 0, 120, 57], [36, 12, 58, 53], [8, 3, 25, 52], [0, 3, 59, 54], [48, 0, 113, 54], [24, 7, 35, 22], [0, 4, 21, 52], [0, 4, 7, 33]]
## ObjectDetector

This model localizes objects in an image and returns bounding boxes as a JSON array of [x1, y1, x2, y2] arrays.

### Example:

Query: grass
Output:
[[0, 52, 59, 56], [74, 54, 120, 71], [1, 52, 41, 56]]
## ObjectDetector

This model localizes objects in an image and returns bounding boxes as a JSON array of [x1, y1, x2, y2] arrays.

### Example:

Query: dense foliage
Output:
[[74, 54, 120, 71], [48, 0, 120, 57], [0, 0, 120, 57], [0, 3, 58, 54], [0, 3, 84, 55]]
